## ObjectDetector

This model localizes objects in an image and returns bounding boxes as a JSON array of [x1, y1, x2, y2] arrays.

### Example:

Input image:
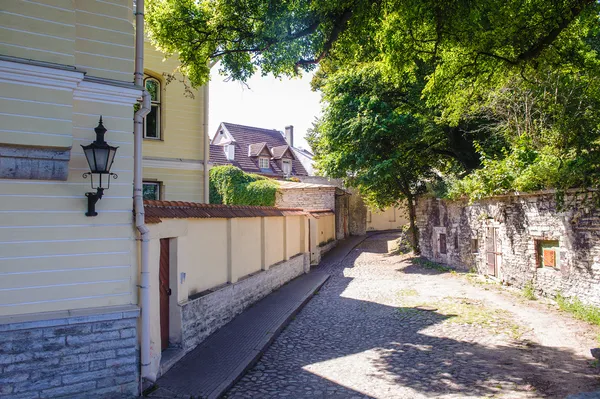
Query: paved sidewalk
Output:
[[146, 235, 367, 399]]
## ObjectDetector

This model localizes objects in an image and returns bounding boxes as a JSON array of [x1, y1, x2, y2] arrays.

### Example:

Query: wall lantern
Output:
[[81, 117, 118, 217]]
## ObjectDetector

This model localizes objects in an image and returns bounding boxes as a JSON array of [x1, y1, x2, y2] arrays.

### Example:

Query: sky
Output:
[[208, 66, 322, 151]]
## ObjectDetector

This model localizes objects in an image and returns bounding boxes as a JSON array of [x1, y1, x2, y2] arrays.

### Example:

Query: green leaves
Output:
[[209, 165, 278, 206]]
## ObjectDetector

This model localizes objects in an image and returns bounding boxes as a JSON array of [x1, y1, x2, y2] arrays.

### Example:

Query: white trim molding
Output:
[[143, 157, 205, 171], [74, 78, 141, 106], [0, 59, 84, 91]]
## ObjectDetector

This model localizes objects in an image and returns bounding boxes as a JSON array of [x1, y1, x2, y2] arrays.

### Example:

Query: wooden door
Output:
[[485, 227, 500, 276], [159, 238, 170, 351]]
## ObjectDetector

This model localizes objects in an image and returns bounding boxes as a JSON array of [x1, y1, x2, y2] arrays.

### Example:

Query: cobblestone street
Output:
[[225, 232, 600, 399]]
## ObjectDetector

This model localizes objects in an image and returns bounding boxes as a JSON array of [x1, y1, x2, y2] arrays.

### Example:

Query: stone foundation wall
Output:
[[0, 306, 139, 399], [416, 193, 600, 305], [180, 253, 309, 353], [310, 240, 337, 266]]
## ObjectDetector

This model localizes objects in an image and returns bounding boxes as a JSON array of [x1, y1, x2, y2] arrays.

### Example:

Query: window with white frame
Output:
[[282, 159, 292, 175], [144, 76, 161, 139], [259, 157, 270, 169], [224, 144, 235, 160], [143, 181, 161, 200]]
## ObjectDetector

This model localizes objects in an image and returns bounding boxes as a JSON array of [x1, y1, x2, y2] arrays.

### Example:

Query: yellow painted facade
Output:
[[0, 0, 140, 317], [317, 214, 336, 246], [367, 205, 409, 231], [142, 41, 207, 202]]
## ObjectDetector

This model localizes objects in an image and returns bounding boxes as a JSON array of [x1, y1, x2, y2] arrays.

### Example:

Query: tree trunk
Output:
[[402, 187, 420, 255]]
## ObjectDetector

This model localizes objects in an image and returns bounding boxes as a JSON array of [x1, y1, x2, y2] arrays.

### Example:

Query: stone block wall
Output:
[[311, 240, 337, 266], [0, 306, 139, 398], [180, 253, 308, 353], [276, 187, 336, 211], [416, 193, 600, 305], [348, 188, 367, 236]]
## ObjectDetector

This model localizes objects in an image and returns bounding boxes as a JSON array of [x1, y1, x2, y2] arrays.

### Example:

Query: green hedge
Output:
[[209, 165, 278, 206]]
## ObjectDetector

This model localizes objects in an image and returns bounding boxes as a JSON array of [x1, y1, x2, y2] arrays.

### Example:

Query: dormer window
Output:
[[225, 144, 235, 160], [259, 157, 270, 169], [282, 159, 292, 176]]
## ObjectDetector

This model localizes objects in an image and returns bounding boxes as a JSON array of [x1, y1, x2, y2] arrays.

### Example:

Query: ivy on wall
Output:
[[209, 165, 278, 206]]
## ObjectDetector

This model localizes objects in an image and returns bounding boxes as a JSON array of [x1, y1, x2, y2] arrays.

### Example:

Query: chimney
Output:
[[284, 125, 294, 147]]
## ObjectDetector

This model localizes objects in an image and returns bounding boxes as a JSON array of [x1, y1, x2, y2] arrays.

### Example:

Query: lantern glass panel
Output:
[[93, 147, 110, 173], [83, 146, 97, 171], [106, 147, 117, 172]]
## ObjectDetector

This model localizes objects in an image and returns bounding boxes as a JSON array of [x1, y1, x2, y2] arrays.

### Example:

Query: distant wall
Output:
[[417, 193, 600, 306], [367, 205, 409, 231], [276, 187, 335, 211]]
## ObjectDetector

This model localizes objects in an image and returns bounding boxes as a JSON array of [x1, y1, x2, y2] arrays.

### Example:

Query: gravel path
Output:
[[225, 232, 600, 399]]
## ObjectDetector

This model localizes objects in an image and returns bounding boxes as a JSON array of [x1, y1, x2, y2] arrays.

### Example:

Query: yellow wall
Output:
[[231, 218, 262, 280], [143, 167, 204, 202], [0, 0, 134, 81], [142, 41, 207, 202], [317, 215, 335, 246], [285, 215, 303, 260], [367, 205, 409, 231], [0, 0, 139, 317], [264, 217, 285, 267]]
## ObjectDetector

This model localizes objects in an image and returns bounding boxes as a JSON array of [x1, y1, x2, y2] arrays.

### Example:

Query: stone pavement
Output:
[[225, 232, 600, 399], [146, 234, 368, 399]]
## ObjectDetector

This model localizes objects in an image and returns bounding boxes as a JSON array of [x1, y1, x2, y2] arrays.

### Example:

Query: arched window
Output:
[[144, 76, 161, 139]]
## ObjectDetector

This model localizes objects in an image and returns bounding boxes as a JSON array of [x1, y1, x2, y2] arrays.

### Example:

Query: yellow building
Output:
[[0, 1, 141, 396], [141, 42, 209, 203]]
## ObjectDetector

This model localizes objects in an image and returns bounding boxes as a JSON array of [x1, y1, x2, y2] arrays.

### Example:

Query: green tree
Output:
[[308, 63, 447, 253], [146, 0, 598, 110]]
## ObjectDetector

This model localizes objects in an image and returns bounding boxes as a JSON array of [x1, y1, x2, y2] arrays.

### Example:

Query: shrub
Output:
[[209, 165, 278, 206]]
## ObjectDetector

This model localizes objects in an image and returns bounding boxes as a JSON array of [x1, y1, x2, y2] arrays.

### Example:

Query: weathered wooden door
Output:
[[485, 227, 501, 277], [159, 238, 170, 351]]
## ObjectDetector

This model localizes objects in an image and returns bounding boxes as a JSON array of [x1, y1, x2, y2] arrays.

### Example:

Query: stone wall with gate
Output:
[[416, 192, 600, 306]]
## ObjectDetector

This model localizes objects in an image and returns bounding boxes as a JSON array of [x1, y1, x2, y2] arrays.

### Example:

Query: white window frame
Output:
[[225, 144, 235, 160], [282, 159, 292, 175], [259, 157, 270, 169], [143, 76, 161, 140]]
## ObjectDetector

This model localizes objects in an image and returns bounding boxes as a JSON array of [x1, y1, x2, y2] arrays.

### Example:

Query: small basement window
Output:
[[143, 181, 161, 200], [536, 240, 560, 269]]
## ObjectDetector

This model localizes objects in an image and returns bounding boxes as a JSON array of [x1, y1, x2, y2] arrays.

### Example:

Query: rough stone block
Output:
[[40, 381, 96, 398]]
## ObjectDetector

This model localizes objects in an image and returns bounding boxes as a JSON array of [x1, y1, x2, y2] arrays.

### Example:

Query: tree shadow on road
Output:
[[228, 238, 600, 398]]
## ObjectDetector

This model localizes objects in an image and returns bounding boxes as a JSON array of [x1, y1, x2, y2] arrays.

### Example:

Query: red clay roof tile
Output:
[[144, 200, 306, 224]]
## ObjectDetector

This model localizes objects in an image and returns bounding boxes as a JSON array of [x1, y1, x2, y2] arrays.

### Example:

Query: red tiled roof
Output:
[[271, 145, 295, 160], [144, 200, 306, 224], [248, 142, 271, 157], [307, 209, 335, 218], [209, 144, 228, 164], [209, 122, 308, 177]]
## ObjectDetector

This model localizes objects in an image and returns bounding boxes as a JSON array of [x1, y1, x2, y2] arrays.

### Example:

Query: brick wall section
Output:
[[276, 187, 335, 211], [0, 307, 139, 399], [180, 253, 309, 353], [416, 193, 600, 305]]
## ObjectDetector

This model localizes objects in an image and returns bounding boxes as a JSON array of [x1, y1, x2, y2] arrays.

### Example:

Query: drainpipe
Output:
[[133, 0, 152, 386], [203, 83, 210, 203], [203, 60, 218, 203]]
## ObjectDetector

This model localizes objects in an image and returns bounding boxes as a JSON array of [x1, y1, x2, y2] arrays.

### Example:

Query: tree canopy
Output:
[[147, 0, 599, 107]]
